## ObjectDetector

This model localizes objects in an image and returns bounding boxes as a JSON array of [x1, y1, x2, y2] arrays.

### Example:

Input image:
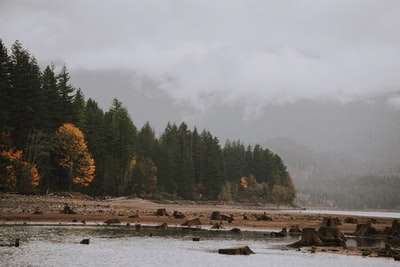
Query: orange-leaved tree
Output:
[[54, 123, 95, 189], [0, 131, 40, 192]]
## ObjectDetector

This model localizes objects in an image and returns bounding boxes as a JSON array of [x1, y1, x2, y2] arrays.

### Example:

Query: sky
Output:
[[1, 0, 400, 165]]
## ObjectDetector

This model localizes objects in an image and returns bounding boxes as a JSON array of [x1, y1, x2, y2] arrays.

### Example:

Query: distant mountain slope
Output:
[[264, 138, 400, 209]]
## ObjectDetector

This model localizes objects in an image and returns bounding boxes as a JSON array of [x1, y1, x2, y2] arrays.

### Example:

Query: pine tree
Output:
[[56, 64, 75, 124], [176, 122, 194, 198], [158, 122, 179, 194], [83, 98, 106, 194], [0, 40, 11, 130], [71, 88, 86, 129], [41, 65, 60, 131], [9, 41, 43, 148], [104, 99, 136, 194]]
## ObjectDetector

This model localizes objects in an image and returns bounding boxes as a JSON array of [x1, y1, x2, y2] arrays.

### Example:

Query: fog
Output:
[[2, 0, 400, 171]]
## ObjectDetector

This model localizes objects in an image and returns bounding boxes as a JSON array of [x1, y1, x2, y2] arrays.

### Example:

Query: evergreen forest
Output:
[[0, 40, 296, 204]]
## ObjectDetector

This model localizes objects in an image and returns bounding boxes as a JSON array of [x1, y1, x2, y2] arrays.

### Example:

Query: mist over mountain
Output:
[[71, 69, 400, 170]]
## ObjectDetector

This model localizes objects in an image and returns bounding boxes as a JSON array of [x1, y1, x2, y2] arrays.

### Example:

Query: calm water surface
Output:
[[0, 224, 398, 267]]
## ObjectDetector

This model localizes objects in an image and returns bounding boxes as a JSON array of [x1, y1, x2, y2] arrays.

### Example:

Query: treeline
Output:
[[0, 40, 296, 203], [266, 139, 400, 209], [296, 175, 400, 210]]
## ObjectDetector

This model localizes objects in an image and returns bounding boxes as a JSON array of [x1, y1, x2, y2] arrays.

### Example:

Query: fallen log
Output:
[[218, 246, 255, 255]]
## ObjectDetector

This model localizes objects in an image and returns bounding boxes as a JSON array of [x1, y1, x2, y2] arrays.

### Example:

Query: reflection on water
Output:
[[0, 225, 398, 267]]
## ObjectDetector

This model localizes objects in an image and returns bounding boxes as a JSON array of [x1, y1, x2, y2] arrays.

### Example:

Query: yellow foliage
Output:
[[0, 147, 39, 190], [240, 176, 248, 189], [54, 123, 95, 188]]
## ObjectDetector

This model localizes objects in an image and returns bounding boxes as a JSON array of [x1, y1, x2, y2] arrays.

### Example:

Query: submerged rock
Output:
[[80, 239, 89, 245], [218, 246, 255, 255]]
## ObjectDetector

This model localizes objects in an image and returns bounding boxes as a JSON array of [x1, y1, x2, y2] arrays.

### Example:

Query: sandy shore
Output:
[[1, 193, 399, 258]]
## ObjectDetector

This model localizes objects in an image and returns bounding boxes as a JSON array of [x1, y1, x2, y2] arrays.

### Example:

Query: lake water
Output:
[[0, 224, 398, 267]]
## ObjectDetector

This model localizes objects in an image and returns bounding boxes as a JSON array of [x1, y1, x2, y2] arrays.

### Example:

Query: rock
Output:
[[173, 211, 185, 219], [104, 218, 121, 225], [80, 239, 90, 245], [155, 208, 168, 216], [230, 228, 241, 233], [218, 246, 255, 255], [192, 237, 200, 241], [181, 217, 201, 227]]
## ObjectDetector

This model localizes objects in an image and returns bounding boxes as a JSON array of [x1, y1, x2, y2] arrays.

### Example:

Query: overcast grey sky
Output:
[[1, 1, 400, 166], [2, 0, 400, 116]]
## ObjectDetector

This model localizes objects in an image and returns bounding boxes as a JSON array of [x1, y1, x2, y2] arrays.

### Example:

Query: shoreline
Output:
[[1, 193, 399, 259]]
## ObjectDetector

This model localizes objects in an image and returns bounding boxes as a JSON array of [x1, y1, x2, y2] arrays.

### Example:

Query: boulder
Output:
[[80, 239, 90, 245], [218, 246, 255, 255]]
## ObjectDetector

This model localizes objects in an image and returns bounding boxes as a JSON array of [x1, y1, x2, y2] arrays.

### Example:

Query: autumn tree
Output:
[[0, 132, 39, 193], [53, 123, 95, 190]]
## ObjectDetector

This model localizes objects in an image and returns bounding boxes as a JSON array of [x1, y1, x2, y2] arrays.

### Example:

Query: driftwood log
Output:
[[218, 246, 255, 255]]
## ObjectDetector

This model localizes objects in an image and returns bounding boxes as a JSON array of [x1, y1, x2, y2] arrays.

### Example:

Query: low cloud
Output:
[[2, 0, 400, 119]]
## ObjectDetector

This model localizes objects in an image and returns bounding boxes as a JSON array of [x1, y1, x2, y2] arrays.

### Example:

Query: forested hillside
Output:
[[266, 138, 400, 209], [0, 40, 296, 203]]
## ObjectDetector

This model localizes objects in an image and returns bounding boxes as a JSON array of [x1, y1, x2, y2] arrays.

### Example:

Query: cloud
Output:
[[2, 0, 400, 118]]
